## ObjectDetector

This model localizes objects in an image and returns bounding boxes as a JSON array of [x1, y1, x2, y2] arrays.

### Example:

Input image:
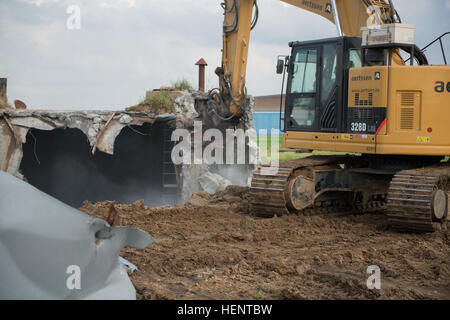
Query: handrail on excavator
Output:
[[405, 32, 449, 65]]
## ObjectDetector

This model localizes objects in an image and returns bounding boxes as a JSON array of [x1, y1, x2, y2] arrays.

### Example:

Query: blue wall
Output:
[[253, 112, 284, 135]]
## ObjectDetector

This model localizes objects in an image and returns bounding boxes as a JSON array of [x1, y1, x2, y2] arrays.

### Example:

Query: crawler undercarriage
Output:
[[250, 155, 449, 233]]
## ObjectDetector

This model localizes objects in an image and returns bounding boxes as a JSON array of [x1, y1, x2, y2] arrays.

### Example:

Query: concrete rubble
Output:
[[174, 93, 257, 203], [198, 171, 232, 195]]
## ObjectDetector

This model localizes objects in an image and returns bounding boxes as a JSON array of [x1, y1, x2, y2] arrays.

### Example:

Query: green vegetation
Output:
[[0, 101, 12, 109], [172, 78, 193, 91], [257, 136, 283, 150], [253, 289, 265, 300], [253, 285, 269, 300], [278, 150, 352, 162], [257, 135, 357, 163], [139, 91, 173, 110]]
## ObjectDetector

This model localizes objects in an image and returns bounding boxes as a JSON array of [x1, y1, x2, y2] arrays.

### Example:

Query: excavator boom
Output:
[[218, 0, 402, 118], [282, 0, 400, 36]]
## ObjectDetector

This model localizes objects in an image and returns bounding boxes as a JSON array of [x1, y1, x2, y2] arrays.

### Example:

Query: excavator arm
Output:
[[283, 0, 401, 36], [216, 0, 404, 118]]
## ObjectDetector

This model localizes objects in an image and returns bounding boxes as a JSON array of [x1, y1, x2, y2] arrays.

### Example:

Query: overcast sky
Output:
[[0, 0, 449, 109]]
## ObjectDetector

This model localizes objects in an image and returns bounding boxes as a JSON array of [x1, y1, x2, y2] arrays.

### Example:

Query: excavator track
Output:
[[386, 166, 449, 233], [250, 155, 385, 218], [250, 156, 449, 234], [250, 165, 292, 217]]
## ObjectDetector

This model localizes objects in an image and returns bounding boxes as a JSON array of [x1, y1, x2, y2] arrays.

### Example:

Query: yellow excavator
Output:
[[211, 0, 450, 232]]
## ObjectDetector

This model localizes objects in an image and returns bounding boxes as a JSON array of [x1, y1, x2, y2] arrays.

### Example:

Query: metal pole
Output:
[[331, 0, 342, 36], [195, 58, 208, 92], [387, 0, 401, 23], [439, 38, 447, 65]]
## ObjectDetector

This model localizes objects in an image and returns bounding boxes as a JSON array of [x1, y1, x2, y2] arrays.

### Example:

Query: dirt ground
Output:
[[80, 186, 450, 300]]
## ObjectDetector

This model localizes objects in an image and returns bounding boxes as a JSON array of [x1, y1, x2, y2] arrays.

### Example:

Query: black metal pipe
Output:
[[439, 38, 447, 64]]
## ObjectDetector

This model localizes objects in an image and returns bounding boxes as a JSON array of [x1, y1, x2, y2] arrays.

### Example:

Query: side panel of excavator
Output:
[[377, 65, 450, 155]]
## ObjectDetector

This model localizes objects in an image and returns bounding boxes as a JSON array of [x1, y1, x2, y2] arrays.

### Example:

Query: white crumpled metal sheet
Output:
[[0, 170, 155, 300]]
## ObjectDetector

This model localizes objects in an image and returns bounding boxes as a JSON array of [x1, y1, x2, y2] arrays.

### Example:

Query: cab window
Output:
[[289, 48, 318, 128], [349, 49, 362, 68], [290, 49, 317, 94]]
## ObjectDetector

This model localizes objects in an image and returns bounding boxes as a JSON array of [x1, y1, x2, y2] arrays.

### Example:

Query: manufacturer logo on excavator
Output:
[[301, 0, 323, 11], [352, 75, 372, 81], [434, 81, 450, 93]]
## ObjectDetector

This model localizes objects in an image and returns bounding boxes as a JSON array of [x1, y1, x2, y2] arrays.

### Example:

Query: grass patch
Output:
[[171, 78, 193, 91], [253, 285, 269, 300], [257, 135, 358, 163], [139, 91, 173, 110], [0, 101, 12, 109], [279, 150, 353, 162], [257, 136, 283, 150], [253, 289, 265, 300]]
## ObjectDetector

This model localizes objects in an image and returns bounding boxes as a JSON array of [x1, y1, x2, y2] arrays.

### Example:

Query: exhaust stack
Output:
[[195, 58, 208, 92]]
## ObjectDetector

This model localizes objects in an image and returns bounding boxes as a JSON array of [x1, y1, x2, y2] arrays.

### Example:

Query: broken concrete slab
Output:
[[0, 170, 154, 300], [1, 109, 164, 153], [198, 171, 232, 195]]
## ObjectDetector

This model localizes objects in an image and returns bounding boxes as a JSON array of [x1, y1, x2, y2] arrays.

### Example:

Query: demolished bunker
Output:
[[0, 90, 256, 208]]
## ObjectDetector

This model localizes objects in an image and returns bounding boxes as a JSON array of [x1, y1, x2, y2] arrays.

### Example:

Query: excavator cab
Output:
[[281, 35, 427, 137], [282, 36, 362, 134]]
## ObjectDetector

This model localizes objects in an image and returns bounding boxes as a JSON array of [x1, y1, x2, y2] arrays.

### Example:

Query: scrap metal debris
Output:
[[118, 256, 138, 275], [107, 203, 121, 227], [0, 170, 155, 300]]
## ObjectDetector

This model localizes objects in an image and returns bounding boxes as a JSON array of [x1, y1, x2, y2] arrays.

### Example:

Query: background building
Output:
[[253, 94, 284, 135]]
